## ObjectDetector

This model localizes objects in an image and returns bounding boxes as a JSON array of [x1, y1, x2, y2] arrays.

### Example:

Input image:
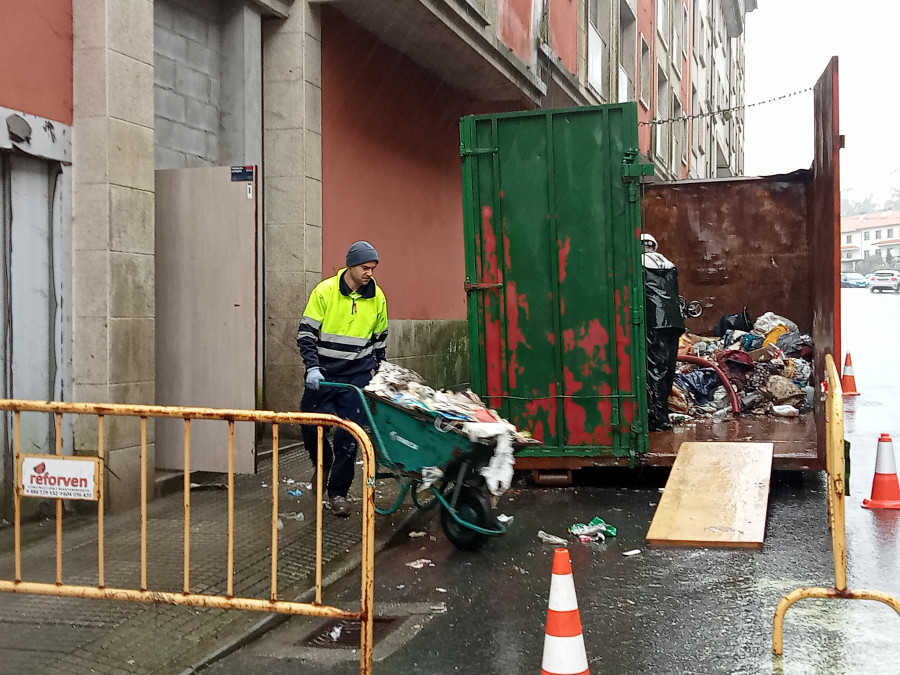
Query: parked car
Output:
[[841, 272, 868, 288], [868, 269, 900, 293]]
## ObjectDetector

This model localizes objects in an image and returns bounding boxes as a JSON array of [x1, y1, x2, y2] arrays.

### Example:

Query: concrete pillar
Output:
[[262, 1, 322, 413], [72, 0, 156, 511], [220, 3, 263, 166]]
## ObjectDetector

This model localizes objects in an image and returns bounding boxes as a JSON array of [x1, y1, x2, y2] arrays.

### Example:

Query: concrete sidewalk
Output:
[[0, 442, 417, 675]]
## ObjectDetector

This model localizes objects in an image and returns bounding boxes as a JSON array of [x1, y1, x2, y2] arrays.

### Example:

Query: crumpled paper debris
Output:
[[537, 530, 568, 545], [405, 558, 434, 569]]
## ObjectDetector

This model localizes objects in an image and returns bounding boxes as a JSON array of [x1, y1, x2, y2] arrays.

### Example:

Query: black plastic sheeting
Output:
[[644, 268, 685, 330], [673, 368, 720, 406]]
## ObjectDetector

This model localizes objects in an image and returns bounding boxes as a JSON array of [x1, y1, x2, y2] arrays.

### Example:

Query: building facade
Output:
[[0, 0, 755, 515], [588, 0, 754, 179], [840, 211, 900, 271]]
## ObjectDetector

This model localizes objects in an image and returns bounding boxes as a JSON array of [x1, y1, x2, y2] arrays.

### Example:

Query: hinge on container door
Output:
[[465, 281, 503, 292], [622, 147, 655, 202], [459, 144, 498, 158]]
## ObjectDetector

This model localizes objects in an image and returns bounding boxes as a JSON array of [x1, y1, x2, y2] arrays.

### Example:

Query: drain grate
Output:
[[301, 617, 401, 649]]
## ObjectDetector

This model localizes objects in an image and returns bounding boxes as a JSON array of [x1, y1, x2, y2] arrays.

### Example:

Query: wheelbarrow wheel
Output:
[[441, 485, 493, 551]]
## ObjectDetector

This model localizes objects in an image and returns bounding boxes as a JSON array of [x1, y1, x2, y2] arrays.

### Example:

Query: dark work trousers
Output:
[[300, 370, 372, 498], [646, 327, 682, 431]]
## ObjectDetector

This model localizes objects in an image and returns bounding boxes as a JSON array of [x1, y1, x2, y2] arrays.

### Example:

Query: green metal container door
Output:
[[460, 104, 651, 463]]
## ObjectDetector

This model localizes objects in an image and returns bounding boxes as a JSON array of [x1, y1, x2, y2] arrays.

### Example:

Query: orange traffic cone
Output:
[[862, 433, 900, 510], [541, 548, 589, 675], [841, 353, 861, 396]]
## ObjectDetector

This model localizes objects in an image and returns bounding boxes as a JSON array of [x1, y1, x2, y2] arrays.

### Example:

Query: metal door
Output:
[[460, 104, 651, 463], [0, 152, 72, 517], [155, 167, 257, 474]]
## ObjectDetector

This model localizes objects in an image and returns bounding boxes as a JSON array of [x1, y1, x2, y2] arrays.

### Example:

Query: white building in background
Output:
[[840, 211, 900, 271]]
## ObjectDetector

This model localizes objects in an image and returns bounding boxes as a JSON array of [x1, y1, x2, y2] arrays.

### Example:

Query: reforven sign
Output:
[[19, 455, 101, 501]]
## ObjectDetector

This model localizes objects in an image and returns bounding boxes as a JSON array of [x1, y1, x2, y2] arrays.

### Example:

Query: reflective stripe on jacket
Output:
[[297, 269, 388, 378]]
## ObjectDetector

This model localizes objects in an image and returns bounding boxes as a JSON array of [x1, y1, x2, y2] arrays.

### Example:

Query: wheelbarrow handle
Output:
[[319, 381, 391, 464]]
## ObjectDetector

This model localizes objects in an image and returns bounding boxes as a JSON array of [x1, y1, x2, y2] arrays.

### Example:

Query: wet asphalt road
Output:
[[205, 288, 900, 674]]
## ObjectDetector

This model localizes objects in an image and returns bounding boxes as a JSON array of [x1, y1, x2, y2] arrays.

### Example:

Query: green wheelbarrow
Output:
[[321, 382, 520, 550]]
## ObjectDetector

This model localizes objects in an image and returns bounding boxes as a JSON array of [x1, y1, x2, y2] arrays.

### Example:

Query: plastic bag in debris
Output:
[[418, 466, 444, 492], [740, 332, 764, 352], [569, 516, 617, 538], [465, 423, 515, 496], [753, 311, 799, 336], [775, 332, 812, 359], [791, 358, 812, 387], [673, 368, 720, 406], [713, 307, 752, 337], [772, 404, 799, 417]]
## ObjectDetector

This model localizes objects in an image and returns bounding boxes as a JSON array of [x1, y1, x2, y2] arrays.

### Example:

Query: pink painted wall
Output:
[[549, 0, 577, 74], [637, 0, 653, 154], [498, 0, 533, 64], [321, 11, 477, 320], [0, 2, 73, 124]]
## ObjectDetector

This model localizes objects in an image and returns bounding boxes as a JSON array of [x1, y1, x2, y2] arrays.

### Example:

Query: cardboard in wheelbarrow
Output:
[[646, 442, 773, 548]]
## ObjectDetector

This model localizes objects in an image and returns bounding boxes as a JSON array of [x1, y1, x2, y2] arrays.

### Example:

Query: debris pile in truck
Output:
[[670, 310, 815, 424]]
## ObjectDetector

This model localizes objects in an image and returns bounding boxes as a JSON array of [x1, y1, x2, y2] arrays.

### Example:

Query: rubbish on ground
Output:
[[329, 626, 342, 641], [284, 478, 295, 485], [260, 483, 268, 488], [436, 587, 448, 593], [286, 489, 303, 497], [537, 530, 568, 545], [577, 533, 604, 543], [405, 558, 434, 569], [569, 516, 617, 538], [279, 512, 305, 522], [396, 584, 405, 589], [276, 518, 284, 530], [497, 514, 514, 524], [408, 531, 427, 538], [622, 549, 642, 557], [431, 602, 448, 614]]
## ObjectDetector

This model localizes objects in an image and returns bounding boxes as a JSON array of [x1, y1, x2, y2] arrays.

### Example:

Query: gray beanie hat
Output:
[[346, 241, 379, 267]]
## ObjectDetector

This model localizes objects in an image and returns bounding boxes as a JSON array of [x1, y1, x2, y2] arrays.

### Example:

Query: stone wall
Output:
[[72, 0, 156, 511], [153, 0, 222, 168]]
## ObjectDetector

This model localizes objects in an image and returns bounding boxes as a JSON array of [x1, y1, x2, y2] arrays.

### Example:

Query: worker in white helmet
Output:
[[641, 233, 684, 431]]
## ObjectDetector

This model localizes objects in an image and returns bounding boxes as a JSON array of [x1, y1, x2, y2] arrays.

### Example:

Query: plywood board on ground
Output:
[[646, 442, 773, 548]]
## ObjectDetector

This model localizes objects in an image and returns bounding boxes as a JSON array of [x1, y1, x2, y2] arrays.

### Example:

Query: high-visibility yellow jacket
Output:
[[297, 269, 388, 378]]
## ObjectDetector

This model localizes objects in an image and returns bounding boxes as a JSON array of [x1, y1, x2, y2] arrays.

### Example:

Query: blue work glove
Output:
[[305, 367, 324, 391]]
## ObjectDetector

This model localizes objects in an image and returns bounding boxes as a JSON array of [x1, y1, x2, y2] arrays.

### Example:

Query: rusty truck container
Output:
[[460, 58, 840, 473]]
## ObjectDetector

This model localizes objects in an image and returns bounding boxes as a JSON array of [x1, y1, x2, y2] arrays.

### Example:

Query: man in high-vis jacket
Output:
[[297, 241, 388, 517]]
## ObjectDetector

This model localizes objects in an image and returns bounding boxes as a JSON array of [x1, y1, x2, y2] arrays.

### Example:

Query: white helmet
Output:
[[641, 233, 658, 250]]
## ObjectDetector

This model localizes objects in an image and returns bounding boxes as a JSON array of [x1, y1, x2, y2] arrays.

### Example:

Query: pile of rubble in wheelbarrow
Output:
[[365, 361, 533, 442], [364, 362, 536, 495], [670, 310, 816, 425]]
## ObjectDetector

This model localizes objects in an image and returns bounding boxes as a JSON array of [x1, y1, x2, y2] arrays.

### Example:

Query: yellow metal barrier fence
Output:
[[0, 399, 376, 675], [772, 354, 900, 656]]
